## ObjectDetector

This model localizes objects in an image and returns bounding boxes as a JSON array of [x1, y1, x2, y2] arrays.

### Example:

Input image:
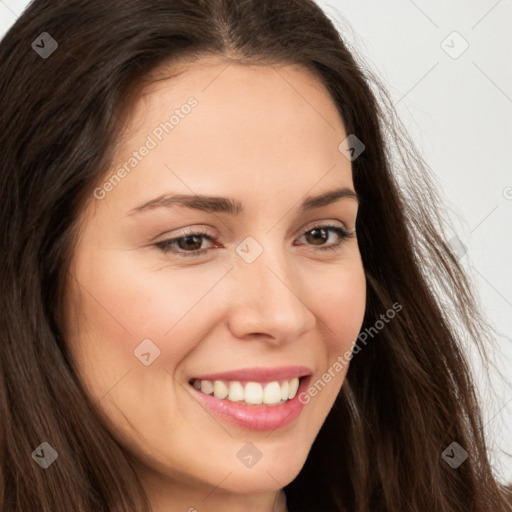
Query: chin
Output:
[[218, 441, 311, 493]]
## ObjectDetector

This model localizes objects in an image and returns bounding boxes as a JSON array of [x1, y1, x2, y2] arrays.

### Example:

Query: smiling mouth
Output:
[[188, 376, 304, 406]]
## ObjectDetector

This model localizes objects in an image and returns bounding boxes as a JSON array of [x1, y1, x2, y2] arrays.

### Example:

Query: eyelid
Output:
[[154, 220, 354, 257], [156, 219, 350, 242], [301, 218, 348, 232]]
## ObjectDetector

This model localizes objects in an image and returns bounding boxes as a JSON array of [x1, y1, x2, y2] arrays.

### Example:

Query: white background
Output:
[[1, 0, 511, 484]]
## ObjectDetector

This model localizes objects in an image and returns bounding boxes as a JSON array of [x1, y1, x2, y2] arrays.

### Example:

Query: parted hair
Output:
[[0, 0, 511, 510]]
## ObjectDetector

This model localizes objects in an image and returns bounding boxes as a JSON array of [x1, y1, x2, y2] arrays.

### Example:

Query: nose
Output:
[[226, 242, 316, 345]]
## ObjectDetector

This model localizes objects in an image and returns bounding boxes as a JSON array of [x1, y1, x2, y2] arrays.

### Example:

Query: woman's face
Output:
[[62, 56, 366, 506]]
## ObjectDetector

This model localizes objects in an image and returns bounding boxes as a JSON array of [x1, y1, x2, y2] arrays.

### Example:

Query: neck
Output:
[[151, 489, 287, 512]]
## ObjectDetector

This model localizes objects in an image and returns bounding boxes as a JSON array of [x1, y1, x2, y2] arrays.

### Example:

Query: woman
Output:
[[0, 0, 510, 511]]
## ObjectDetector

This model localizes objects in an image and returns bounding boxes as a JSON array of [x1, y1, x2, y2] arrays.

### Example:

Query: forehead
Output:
[[118, 55, 346, 154], [92, 56, 353, 221]]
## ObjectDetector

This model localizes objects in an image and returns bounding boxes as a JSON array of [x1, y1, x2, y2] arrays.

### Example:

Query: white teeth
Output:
[[228, 381, 244, 402], [201, 380, 213, 394], [280, 380, 289, 401], [213, 380, 228, 399], [263, 381, 282, 405], [288, 377, 299, 399], [191, 377, 303, 405], [244, 382, 263, 404]]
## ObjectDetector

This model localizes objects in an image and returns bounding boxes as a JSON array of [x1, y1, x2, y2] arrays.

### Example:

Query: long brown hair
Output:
[[1, 0, 510, 510]]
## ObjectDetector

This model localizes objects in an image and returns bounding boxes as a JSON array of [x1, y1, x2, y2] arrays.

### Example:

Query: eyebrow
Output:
[[127, 186, 359, 217]]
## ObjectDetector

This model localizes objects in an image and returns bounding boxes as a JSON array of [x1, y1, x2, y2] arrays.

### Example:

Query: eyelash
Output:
[[154, 224, 354, 258]]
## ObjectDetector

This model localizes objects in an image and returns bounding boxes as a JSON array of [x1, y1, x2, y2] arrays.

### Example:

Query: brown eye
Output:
[[155, 230, 214, 257], [297, 225, 353, 252], [304, 227, 330, 246], [175, 235, 206, 251]]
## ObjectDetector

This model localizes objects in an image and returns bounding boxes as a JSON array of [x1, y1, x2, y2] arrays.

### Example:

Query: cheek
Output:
[[64, 249, 232, 406], [63, 251, 230, 463], [314, 261, 366, 353], [300, 260, 366, 404], [69, 248, 229, 347]]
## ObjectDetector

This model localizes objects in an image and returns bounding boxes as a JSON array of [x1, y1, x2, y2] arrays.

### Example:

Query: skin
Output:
[[62, 56, 366, 512]]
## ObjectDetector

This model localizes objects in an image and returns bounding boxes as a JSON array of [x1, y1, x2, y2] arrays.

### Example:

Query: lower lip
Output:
[[189, 377, 311, 431]]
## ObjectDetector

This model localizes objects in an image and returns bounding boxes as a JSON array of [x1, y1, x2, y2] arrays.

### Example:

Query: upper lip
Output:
[[190, 366, 312, 382]]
